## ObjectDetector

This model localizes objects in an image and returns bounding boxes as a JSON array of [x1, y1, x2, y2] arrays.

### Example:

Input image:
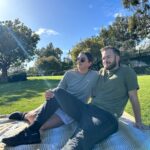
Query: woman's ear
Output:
[[88, 62, 92, 68]]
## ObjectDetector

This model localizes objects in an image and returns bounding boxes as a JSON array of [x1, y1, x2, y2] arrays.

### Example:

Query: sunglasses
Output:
[[76, 57, 86, 63]]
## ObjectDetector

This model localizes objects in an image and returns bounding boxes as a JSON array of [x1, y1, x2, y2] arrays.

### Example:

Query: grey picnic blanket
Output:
[[0, 114, 150, 150]]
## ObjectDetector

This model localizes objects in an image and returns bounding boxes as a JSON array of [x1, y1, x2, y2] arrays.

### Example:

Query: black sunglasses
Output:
[[76, 57, 86, 63]]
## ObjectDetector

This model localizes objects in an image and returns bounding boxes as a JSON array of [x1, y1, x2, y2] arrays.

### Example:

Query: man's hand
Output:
[[45, 90, 54, 100], [135, 122, 150, 130]]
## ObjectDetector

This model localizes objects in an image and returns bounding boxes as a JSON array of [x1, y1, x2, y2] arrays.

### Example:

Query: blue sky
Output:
[[0, 0, 129, 58]]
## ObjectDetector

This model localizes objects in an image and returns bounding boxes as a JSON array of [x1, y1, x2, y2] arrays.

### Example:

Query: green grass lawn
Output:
[[0, 76, 62, 114], [0, 75, 149, 125], [125, 75, 150, 125]]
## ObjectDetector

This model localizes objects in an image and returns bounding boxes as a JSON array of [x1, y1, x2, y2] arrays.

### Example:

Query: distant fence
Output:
[[121, 49, 150, 60]]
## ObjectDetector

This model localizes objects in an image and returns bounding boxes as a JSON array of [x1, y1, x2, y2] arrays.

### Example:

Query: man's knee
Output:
[[62, 129, 86, 150]]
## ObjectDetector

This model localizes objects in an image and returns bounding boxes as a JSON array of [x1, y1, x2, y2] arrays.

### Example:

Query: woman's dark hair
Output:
[[80, 51, 93, 63]]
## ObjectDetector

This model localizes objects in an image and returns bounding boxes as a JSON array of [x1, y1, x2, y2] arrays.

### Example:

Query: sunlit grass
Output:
[[28, 76, 62, 80], [125, 75, 150, 125], [0, 76, 62, 114]]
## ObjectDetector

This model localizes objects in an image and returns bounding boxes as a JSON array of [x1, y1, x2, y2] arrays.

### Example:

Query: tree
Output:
[[36, 43, 63, 75], [0, 19, 39, 82], [122, 0, 150, 39], [71, 37, 103, 70], [36, 56, 61, 75], [99, 16, 138, 51], [36, 43, 63, 60], [62, 57, 73, 71]]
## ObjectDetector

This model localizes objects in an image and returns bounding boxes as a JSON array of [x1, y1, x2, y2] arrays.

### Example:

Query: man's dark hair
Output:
[[101, 46, 120, 56]]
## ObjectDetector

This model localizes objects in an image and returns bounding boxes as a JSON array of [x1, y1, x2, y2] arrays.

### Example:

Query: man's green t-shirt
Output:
[[92, 65, 139, 118]]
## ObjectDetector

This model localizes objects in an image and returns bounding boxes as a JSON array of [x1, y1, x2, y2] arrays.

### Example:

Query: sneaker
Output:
[[2, 128, 41, 146], [9, 111, 26, 121]]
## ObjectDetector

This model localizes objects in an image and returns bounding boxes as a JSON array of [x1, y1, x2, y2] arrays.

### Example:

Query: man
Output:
[[2, 46, 148, 149]]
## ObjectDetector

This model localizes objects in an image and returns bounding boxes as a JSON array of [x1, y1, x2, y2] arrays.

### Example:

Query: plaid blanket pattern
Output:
[[0, 114, 150, 150]]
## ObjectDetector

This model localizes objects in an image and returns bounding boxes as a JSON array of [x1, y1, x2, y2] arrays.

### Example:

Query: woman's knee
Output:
[[54, 88, 66, 97], [54, 88, 69, 103]]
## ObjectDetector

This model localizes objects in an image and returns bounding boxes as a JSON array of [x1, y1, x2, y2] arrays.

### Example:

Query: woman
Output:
[[5, 51, 99, 145]]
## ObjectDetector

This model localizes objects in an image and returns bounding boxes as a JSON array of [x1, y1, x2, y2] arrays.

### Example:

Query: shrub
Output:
[[51, 71, 66, 75], [133, 66, 150, 75], [8, 72, 27, 82]]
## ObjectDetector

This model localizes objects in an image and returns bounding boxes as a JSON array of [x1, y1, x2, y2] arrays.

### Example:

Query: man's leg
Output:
[[54, 91, 119, 150], [62, 116, 118, 150], [54, 88, 97, 149], [54, 88, 86, 122]]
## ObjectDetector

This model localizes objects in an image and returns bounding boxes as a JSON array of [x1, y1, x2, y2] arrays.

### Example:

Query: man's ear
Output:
[[116, 55, 120, 63]]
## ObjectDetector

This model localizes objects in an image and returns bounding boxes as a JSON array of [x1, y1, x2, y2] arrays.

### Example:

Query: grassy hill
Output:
[[0, 75, 149, 125]]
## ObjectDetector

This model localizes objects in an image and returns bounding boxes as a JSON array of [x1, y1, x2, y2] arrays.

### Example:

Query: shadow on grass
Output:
[[0, 79, 60, 106]]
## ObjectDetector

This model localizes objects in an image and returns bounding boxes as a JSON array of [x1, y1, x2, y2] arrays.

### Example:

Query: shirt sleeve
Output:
[[125, 67, 139, 91], [50, 71, 69, 92], [57, 71, 69, 90], [90, 71, 100, 98]]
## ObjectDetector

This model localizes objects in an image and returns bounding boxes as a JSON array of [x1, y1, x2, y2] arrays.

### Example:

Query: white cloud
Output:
[[35, 28, 59, 36], [136, 37, 150, 50], [93, 27, 99, 31], [114, 12, 123, 18], [108, 21, 113, 25]]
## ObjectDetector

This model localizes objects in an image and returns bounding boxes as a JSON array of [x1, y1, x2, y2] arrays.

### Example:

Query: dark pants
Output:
[[29, 97, 60, 131], [54, 88, 118, 150]]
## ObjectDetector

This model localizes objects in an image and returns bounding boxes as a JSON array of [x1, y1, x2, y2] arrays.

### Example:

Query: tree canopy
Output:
[[36, 43, 63, 60], [35, 42, 63, 75], [36, 56, 61, 75], [98, 16, 138, 51], [122, 0, 150, 39], [71, 37, 102, 70], [0, 19, 39, 82]]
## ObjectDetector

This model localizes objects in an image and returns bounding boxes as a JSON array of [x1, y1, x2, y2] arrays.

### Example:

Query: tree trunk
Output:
[[1, 66, 8, 82]]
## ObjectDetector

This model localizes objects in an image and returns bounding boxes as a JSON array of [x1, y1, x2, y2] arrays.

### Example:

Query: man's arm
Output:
[[129, 90, 149, 129]]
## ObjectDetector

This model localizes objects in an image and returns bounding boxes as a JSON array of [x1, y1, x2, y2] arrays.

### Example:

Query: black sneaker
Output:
[[9, 111, 26, 121], [2, 128, 41, 146]]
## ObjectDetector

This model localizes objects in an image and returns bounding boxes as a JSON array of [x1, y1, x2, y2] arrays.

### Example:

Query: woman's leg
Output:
[[29, 97, 60, 131], [2, 98, 61, 146], [26, 108, 64, 131], [24, 104, 43, 124], [40, 113, 64, 131], [9, 104, 43, 122]]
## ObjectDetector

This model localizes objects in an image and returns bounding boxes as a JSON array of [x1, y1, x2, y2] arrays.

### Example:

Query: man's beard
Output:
[[105, 60, 117, 70]]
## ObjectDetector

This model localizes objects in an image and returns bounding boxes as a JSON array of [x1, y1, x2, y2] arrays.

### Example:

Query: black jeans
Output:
[[54, 88, 118, 150], [29, 97, 60, 131]]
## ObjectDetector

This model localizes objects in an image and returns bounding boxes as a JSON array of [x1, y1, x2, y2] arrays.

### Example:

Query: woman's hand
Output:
[[45, 90, 54, 100]]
